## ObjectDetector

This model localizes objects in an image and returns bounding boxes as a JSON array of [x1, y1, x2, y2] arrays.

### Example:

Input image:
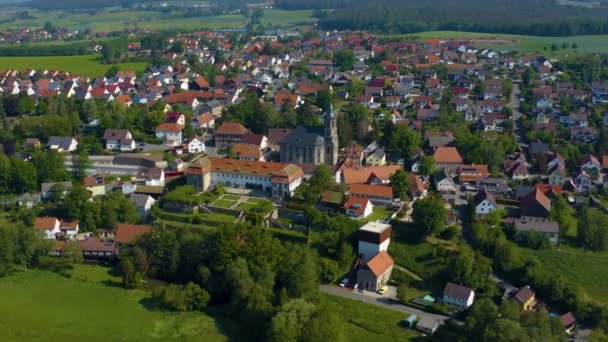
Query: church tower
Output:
[[324, 104, 339, 165]]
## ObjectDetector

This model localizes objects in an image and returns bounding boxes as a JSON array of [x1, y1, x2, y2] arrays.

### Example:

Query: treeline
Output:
[[275, 0, 350, 10], [316, 0, 608, 36]]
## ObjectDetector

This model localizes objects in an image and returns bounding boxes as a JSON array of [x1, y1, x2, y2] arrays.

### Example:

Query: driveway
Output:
[[320, 285, 449, 324]]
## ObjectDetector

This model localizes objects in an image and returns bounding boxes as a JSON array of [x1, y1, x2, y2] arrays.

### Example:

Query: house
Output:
[[339, 165, 402, 185], [114, 223, 153, 245], [103, 129, 136, 152], [416, 316, 439, 335], [241, 134, 268, 150], [59, 219, 79, 239], [434, 170, 457, 192], [34, 217, 60, 239], [513, 218, 559, 245], [432, 147, 463, 174], [356, 251, 394, 291], [560, 312, 576, 335], [548, 165, 567, 186], [83, 176, 106, 197], [156, 123, 183, 146], [77, 238, 116, 259], [165, 112, 186, 127], [41, 181, 72, 200], [580, 154, 601, 173], [193, 112, 215, 130], [348, 184, 394, 205], [521, 188, 551, 219], [137, 167, 165, 186], [130, 193, 156, 218], [344, 196, 373, 218], [233, 143, 264, 161], [186, 156, 303, 199], [47, 136, 77, 152], [458, 164, 488, 184], [573, 170, 592, 192], [187, 136, 205, 153], [215, 122, 249, 148], [363, 141, 386, 166], [16, 193, 41, 208], [442, 282, 475, 309], [513, 285, 536, 311], [479, 178, 511, 195], [474, 188, 497, 215]]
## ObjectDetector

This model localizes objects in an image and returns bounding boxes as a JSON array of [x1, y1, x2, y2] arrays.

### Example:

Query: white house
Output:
[[130, 193, 156, 218], [138, 167, 165, 186], [156, 123, 183, 147], [103, 129, 136, 152], [187, 136, 206, 153], [344, 196, 373, 218], [443, 282, 475, 309], [433, 171, 457, 192], [34, 217, 60, 239], [474, 188, 497, 215], [47, 136, 78, 152]]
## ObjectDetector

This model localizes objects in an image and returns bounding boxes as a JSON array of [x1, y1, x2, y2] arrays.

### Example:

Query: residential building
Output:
[[83, 176, 106, 197], [442, 282, 475, 309], [356, 250, 394, 292], [433, 147, 463, 174], [344, 196, 373, 218], [474, 188, 497, 215], [34, 217, 60, 239], [187, 136, 205, 153], [513, 218, 559, 245], [233, 143, 265, 161], [156, 123, 183, 146], [137, 167, 165, 186], [215, 122, 249, 148], [338, 165, 402, 185], [458, 164, 489, 184], [103, 129, 136, 152], [513, 286, 536, 311], [348, 184, 394, 204], [548, 164, 567, 186], [434, 171, 457, 192], [130, 193, 156, 218], [186, 156, 304, 199], [47, 136, 77, 152]]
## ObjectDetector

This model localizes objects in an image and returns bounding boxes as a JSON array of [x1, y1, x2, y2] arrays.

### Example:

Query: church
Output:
[[279, 105, 339, 165]]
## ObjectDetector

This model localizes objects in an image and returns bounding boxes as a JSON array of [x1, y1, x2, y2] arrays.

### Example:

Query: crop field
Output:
[[382, 30, 608, 54], [519, 246, 608, 304], [0, 264, 233, 341], [0, 54, 148, 77]]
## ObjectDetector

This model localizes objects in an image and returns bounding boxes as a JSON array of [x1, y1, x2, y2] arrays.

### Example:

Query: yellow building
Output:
[[514, 285, 536, 311]]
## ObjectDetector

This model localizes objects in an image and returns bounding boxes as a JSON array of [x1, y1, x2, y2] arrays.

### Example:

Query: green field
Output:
[[320, 294, 420, 341], [212, 199, 236, 208], [519, 246, 608, 304], [0, 265, 233, 342], [383, 30, 608, 54], [365, 206, 393, 222], [0, 54, 148, 77]]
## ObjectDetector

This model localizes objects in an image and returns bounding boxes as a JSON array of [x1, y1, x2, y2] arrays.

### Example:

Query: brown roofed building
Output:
[[349, 184, 394, 205], [458, 164, 489, 183], [232, 143, 264, 161], [356, 251, 394, 291], [513, 285, 536, 311], [344, 196, 373, 218], [114, 223, 153, 245], [215, 122, 249, 148], [340, 165, 402, 185], [433, 147, 463, 174]]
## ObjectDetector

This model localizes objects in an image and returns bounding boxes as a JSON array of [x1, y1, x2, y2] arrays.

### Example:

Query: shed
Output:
[[416, 316, 439, 335], [403, 314, 417, 328]]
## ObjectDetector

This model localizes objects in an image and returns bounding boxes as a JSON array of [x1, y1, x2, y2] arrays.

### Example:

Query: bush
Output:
[[396, 284, 408, 304], [440, 225, 458, 240], [153, 282, 210, 312], [318, 257, 340, 283]]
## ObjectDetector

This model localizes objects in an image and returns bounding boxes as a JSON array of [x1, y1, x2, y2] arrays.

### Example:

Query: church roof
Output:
[[280, 126, 325, 146]]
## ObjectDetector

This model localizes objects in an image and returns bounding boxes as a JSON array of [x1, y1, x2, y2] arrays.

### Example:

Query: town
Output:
[[1, 24, 608, 341]]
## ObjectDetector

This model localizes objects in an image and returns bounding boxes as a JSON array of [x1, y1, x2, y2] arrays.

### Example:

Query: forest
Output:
[[278, 0, 608, 36]]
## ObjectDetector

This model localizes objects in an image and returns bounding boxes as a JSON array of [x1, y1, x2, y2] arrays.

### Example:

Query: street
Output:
[[507, 82, 527, 148], [320, 285, 450, 324]]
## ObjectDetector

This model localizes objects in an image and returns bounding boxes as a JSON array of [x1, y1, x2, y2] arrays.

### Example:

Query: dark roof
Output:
[[560, 312, 576, 328], [474, 188, 496, 206], [280, 126, 325, 146], [443, 282, 474, 301], [529, 142, 550, 155], [268, 128, 292, 145], [514, 286, 535, 304]]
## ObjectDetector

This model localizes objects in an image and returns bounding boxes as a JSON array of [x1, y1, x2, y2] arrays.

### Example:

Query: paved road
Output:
[[507, 83, 527, 147], [320, 285, 449, 324]]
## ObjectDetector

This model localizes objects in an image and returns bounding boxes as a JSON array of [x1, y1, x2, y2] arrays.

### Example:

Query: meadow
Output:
[[519, 246, 608, 304], [0, 264, 233, 342], [382, 30, 608, 54], [0, 54, 148, 77], [0, 8, 314, 33]]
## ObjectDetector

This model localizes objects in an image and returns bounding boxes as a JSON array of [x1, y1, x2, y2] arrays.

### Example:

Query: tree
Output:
[[483, 319, 529, 342], [384, 122, 421, 161], [72, 148, 91, 181], [278, 244, 318, 300], [269, 299, 315, 342], [332, 50, 355, 72], [120, 257, 141, 289], [466, 298, 499, 340], [418, 155, 437, 176], [578, 206, 608, 251], [154, 282, 210, 311], [396, 283, 408, 304], [105, 65, 120, 78], [303, 305, 345, 342], [412, 196, 446, 236], [389, 169, 410, 200]]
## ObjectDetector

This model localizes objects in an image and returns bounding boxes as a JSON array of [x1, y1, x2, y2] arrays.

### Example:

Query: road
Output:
[[320, 285, 449, 324], [507, 82, 526, 147]]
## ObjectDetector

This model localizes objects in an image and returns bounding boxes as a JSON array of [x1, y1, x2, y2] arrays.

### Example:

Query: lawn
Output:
[[236, 202, 257, 211], [245, 197, 268, 205], [212, 199, 236, 208], [365, 206, 393, 222], [0, 264, 233, 342], [320, 293, 421, 341], [0, 54, 148, 77], [518, 246, 608, 304], [382, 30, 608, 54], [221, 194, 240, 201]]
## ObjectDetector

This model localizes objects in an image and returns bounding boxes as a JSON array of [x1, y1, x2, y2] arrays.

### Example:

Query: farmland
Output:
[[0, 54, 148, 77], [519, 246, 608, 304], [0, 8, 314, 33], [382, 30, 608, 54], [0, 264, 235, 342]]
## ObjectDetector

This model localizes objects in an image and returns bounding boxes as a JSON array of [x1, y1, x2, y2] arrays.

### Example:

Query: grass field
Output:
[[0, 264, 233, 342], [212, 199, 236, 208], [519, 246, 608, 304], [0, 54, 148, 77], [365, 206, 393, 222], [382, 30, 608, 54], [320, 293, 421, 341], [221, 194, 240, 201]]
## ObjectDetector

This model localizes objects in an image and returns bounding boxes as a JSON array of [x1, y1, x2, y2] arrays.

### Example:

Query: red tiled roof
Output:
[[342, 165, 401, 184], [34, 217, 58, 230], [365, 251, 394, 276], [349, 184, 393, 198], [216, 122, 249, 135], [433, 147, 463, 164], [157, 123, 183, 133], [344, 196, 371, 216], [114, 224, 153, 244]]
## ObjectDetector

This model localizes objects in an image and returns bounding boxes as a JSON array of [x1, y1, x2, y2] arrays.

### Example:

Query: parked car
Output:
[[339, 278, 348, 287], [377, 285, 389, 295]]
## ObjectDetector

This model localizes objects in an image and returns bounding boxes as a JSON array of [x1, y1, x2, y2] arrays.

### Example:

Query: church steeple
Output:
[[324, 104, 339, 165]]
